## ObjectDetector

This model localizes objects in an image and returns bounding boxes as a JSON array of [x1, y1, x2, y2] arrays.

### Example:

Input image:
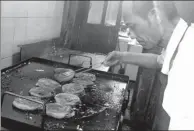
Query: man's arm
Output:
[[104, 51, 163, 69], [121, 52, 162, 69]]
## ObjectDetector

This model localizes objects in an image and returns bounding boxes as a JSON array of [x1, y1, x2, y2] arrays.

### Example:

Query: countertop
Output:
[[40, 48, 109, 72], [19, 42, 109, 72]]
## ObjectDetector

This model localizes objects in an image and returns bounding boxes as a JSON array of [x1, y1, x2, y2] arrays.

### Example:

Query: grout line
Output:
[[25, 10, 28, 42], [1, 17, 53, 18], [13, 17, 16, 46], [1, 56, 12, 60], [1, 53, 20, 60]]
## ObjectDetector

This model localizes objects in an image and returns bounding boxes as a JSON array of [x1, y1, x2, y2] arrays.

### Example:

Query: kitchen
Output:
[[1, 1, 194, 131]]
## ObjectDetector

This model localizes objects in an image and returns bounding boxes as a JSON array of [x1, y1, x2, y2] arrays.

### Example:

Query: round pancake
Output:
[[54, 68, 75, 83], [35, 78, 62, 93], [62, 83, 85, 97], [13, 96, 43, 111], [75, 73, 96, 81], [46, 103, 75, 119], [29, 87, 54, 98], [36, 78, 61, 90], [55, 93, 81, 106], [72, 78, 94, 86]]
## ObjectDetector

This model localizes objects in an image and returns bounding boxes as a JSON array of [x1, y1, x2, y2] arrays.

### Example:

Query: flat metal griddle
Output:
[[1, 57, 130, 131]]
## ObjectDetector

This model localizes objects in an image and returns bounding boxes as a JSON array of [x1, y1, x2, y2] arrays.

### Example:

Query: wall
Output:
[[1, 1, 64, 69]]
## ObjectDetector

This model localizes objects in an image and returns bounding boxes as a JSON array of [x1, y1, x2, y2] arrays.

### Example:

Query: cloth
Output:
[[152, 106, 170, 130], [162, 18, 194, 130], [152, 71, 170, 130], [161, 18, 188, 75]]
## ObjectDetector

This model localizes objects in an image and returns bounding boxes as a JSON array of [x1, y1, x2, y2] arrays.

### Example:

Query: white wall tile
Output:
[[1, 1, 64, 65], [53, 1, 65, 18], [26, 18, 54, 42], [1, 18, 15, 58], [50, 16, 63, 38], [1, 18, 15, 45], [1, 1, 28, 17], [1, 57, 12, 69], [26, 1, 56, 18], [1, 42, 13, 59], [13, 18, 27, 54]]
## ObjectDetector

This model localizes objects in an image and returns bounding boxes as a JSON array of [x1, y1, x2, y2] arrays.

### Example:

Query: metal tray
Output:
[[1, 57, 130, 131]]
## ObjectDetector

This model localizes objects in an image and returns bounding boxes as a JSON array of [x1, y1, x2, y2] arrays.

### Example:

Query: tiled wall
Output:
[[1, 1, 65, 69]]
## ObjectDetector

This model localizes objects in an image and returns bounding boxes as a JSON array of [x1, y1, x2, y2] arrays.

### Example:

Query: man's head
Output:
[[122, 1, 180, 49]]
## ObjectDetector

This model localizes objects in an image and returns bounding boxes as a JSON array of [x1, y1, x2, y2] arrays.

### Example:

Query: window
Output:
[[87, 1, 121, 26], [87, 1, 104, 24], [105, 1, 120, 26]]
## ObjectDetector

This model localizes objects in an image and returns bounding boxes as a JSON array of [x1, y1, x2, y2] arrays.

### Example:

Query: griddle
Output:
[[1, 57, 130, 131]]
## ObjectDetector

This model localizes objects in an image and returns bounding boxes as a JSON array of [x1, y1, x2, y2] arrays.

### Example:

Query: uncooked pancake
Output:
[[54, 68, 75, 83], [29, 87, 54, 99], [62, 83, 85, 97], [36, 78, 61, 90], [13, 96, 43, 111], [46, 103, 75, 119], [55, 93, 81, 106], [72, 78, 94, 86], [75, 72, 96, 81]]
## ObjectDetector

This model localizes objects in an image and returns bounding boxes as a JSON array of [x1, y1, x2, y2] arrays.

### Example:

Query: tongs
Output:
[[1, 91, 83, 131]]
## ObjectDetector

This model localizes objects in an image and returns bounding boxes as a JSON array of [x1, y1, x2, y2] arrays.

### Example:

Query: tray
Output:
[[1, 57, 130, 131]]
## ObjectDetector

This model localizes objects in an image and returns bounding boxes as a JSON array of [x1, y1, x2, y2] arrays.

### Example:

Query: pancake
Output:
[[29, 87, 54, 99], [46, 103, 75, 119], [75, 72, 96, 81], [62, 83, 85, 97], [55, 93, 81, 106], [36, 78, 61, 89], [35, 78, 61, 93], [54, 68, 75, 83], [13, 96, 43, 111], [72, 78, 94, 86]]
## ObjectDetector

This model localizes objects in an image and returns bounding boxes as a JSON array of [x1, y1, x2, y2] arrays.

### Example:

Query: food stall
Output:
[[1, 1, 133, 131]]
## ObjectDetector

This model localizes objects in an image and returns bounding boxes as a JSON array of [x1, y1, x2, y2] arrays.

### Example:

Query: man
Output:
[[103, 1, 194, 130]]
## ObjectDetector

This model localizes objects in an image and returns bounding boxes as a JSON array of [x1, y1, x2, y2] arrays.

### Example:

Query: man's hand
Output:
[[103, 51, 123, 67]]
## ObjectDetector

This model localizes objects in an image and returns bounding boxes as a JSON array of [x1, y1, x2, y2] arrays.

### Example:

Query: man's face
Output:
[[124, 13, 163, 49]]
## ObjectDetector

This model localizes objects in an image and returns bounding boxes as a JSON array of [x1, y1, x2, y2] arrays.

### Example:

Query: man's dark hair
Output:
[[125, 1, 179, 21], [154, 1, 179, 21], [132, 1, 154, 20]]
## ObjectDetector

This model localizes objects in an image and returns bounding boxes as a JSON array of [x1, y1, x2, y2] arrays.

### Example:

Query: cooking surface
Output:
[[1, 58, 129, 130]]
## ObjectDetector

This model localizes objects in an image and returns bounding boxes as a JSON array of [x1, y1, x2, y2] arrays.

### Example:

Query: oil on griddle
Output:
[[1, 59, 127, 130]]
